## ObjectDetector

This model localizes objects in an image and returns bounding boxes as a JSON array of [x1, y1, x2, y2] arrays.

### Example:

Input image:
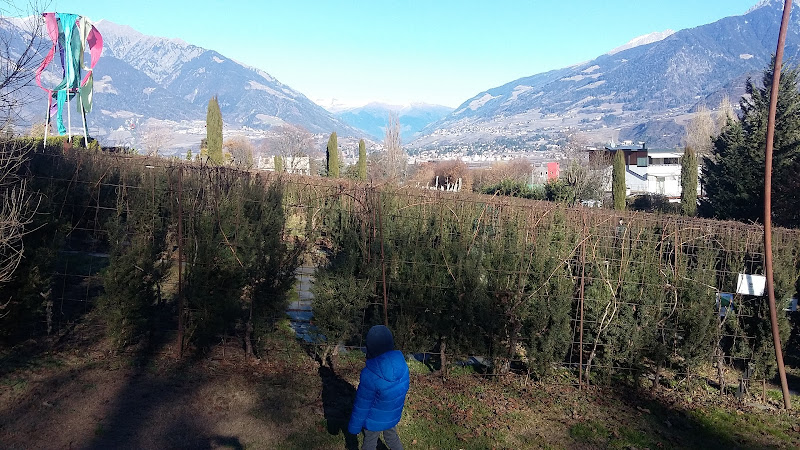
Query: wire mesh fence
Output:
[[5, 144, 798, 397]]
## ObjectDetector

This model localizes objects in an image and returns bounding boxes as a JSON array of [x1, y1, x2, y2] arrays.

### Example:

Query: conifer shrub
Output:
[[98, 167, 171, 348], [302, 180, 799, 383]]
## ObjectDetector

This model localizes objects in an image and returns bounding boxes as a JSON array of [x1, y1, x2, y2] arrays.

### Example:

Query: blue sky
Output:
[[50, 0, 762, 108]]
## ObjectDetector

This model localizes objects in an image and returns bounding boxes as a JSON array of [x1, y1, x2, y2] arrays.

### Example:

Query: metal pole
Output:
[[67, 90, 72, 143], [177, 167, 185, 359], [43, 96, 50, 150], [78, 93, 89, 147], [764, 0, 792, 410], [578, 213, 587, 389]]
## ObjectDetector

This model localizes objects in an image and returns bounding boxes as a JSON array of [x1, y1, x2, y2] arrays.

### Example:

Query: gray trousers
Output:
[[362, 426, 403, 450]]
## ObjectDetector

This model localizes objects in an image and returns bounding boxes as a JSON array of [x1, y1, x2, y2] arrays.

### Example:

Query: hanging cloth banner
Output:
[[34, 12, 103, 136], [77, 16, 103, 115]]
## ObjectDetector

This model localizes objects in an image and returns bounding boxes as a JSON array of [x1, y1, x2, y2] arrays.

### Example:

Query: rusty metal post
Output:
[[578, 213, 587, 389], [764, 0, 792, 410], [177, 166, 185, 359]]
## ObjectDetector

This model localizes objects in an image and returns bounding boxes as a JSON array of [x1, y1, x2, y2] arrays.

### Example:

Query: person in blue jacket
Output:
[[348, 325, 410, 450]]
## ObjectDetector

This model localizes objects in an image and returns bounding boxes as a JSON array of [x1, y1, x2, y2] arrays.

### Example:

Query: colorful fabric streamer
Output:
[[35, 12, 103, 136]]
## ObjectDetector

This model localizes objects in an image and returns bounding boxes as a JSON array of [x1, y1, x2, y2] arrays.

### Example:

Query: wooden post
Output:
[[578, 213, 587, 389], [377, 191, 388, 327], [176, 167, 184, 359]]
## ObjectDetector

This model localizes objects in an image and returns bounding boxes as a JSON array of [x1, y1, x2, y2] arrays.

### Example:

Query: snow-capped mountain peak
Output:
[[414, 2, 800, 149], [1, 17, 362, 141], [747, 0, 798, 14], [606, 30, 675, 55], [96, 20, 206, 85]]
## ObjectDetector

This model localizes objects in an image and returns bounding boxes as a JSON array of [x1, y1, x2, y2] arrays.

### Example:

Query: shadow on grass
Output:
[[319, 359, 360, 450], [84, 320, 192, 449], [0, 312, 204, 448], [0, 341, 63, 379], [162, 417, 245, 449], [569, 382, 798, 450]]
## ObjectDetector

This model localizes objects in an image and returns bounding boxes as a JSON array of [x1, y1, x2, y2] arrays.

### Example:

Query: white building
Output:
[[601, 144, 699, 200], [256, 155, 311, 175]]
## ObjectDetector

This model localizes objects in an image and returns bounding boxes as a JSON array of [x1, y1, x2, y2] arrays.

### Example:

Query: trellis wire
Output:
[[22, 149, 798, 397]]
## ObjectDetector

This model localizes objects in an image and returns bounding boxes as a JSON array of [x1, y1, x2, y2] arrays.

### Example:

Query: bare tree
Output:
[[0, 2, 46, 130], [470, 158, 531, 191], [560, 134, 610, 204], [383, 112, 406, 181], [716, 95, 737, 130], [140, 122, 173, 157], [430, 160, 471, 191], [0, 146, 35, 286], [0, 1, 45, 300], [27, 121, 46, 137], [261, 124, 312, 174], [683, 104, 715, 156], [224, 136, 254, 169], [498, 158, 532, 182], [561, 157, 610, 204]]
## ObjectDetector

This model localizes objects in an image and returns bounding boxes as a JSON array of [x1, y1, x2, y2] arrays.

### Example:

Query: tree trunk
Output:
[[439, 336, 447, 377], [716, 349, 726, 394], [244, 299, 254, 358], [652, 360, 663, 392], [584, 350, 596, 386]]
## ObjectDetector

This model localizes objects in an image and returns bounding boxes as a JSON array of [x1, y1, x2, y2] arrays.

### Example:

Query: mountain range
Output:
[[4, 1, 799, 152], [4, 18, 364, 148], [412, 0, 800, 149], [334, 103, 453, 142]]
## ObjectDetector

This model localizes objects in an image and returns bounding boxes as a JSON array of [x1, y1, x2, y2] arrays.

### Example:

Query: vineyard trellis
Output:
[[2, 142, 798, 397]]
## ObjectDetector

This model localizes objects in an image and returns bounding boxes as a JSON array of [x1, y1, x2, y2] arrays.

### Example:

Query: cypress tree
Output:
[[274, 155, 284, 173], [680, 146, 698, 216], [326, 132, 339, 177], [612, 150, 626, 210], [206, 96, 223, 165], [357, 139, 367, 180]]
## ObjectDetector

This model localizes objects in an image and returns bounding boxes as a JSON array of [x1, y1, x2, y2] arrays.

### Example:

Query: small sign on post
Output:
[[736, 274, 767, 296], [716, 292, 735, 317]]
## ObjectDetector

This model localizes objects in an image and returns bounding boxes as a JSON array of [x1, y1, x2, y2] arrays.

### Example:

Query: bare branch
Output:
[[382, 112, 406, 181], [259, 124, 312, 174], [140, 122, 173, 157], [0, 2, 47, 289]]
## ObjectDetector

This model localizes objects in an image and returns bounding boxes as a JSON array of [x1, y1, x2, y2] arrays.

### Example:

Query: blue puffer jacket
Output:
[[348, 326, 410, 434]]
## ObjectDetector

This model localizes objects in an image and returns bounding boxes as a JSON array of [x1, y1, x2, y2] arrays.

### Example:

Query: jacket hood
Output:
[[366, 325, 394, 359], [366, 350, 407, 383]]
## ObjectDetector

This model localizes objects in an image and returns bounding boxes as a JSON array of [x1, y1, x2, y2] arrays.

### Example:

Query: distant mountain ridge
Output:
[[414, 1, 800, 149], [334, 102, 453, 142], [4, 18, 363, 145]]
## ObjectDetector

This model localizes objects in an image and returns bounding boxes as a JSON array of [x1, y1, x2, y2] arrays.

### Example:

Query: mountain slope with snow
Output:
[[415, 1, 800, 149], [6, 18, 362, 144], [606, 30, 675, 55]]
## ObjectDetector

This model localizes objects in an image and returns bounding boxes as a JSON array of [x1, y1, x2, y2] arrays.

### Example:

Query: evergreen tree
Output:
[[612, 150, 626, 210], [206, 96, 223, 165], [326, 132, 339, 177], [357, 139, 367, 180], [186, 149, 192, 161], [702, 62, 800, 228], [680, 146, 698, 216], [274, 155, 284, 173]]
